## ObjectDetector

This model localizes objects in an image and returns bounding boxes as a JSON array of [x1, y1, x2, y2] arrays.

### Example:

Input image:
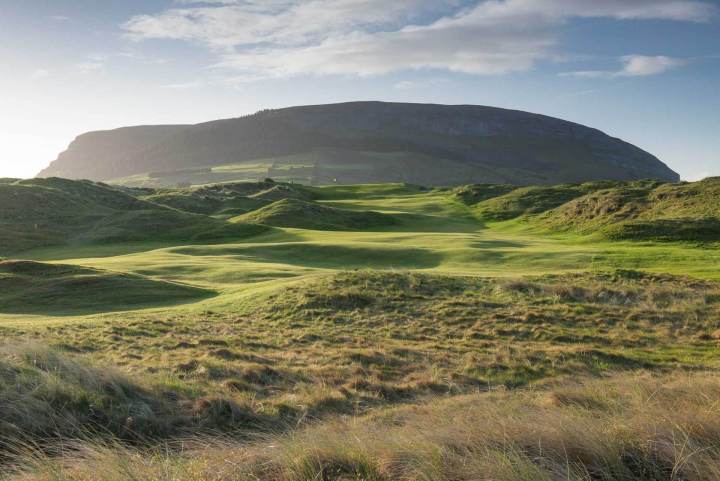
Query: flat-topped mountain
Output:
[[39, 102, 678, 186]]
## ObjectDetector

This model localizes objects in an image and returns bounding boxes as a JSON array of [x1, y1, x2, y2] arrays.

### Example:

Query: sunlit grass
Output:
[[3, 181, 720, 479]]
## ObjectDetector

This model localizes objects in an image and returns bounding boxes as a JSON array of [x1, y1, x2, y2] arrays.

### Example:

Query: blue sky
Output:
[[0, 0, 718, 180]]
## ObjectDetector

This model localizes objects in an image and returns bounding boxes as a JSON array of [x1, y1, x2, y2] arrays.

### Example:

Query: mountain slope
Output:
[[41, 125, 189, 181], [39, 102, 678, 186]]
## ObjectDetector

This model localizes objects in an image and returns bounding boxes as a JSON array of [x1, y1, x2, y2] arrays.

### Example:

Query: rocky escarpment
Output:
[[39, 102, 678, 185]]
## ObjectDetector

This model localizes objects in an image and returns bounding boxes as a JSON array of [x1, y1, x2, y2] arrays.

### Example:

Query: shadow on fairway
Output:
[[170, 243, 444, 270], [0, 260, 216, 316]]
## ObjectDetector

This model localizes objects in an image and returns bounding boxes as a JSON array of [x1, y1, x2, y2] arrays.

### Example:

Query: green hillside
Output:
[[472, 184, 593, 220], [543, 177, 720, 241], [234, 198, 399, 230], [446, 178, 720, 242], [0, 178, 269, 255]]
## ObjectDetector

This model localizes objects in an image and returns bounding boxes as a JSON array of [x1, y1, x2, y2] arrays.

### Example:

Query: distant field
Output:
[[3, 178, 720, 480], [107, 148, 563, 188]]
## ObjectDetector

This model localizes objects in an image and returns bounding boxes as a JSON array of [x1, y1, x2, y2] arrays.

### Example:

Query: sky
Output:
[[0, 0, 718, 180]]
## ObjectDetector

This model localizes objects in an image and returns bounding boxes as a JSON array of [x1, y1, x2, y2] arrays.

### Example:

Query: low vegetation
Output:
[[0, 343, 283, 455], [234, 198, 398, 230], [11, 372, 720, 480], [141, 180, 313, 217], [472, 184, 594, 220], [543, 177, 720, 241], [4, 270, 719, 438]]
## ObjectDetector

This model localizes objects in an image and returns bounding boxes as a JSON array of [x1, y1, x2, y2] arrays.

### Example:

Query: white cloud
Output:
[[393, 78, 450, 90], [125, 0, 455, 49], [123, 0, 716, 80], [620, 55, 687, 76], [562, 55, 688, 78]]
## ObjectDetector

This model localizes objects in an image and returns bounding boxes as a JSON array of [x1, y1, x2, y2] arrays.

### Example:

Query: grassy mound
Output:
[[234, 198, 398, 230], [248, 183, 313, 201], [0, 178, 268, 254], [9, 267, 716, 441], [15, 372, 720, 481], [83, 268, 713, 399], [3, 268, 720, 477], [605, 218, 720, 242], [0, 261, 213, 314], [244, 269, 720, 384], [473, 184, 594, 220], [545, 178, 720, 241], [140, 180, 313, 216], [453, 183, 517, 205], [0, 344, 272, 450]]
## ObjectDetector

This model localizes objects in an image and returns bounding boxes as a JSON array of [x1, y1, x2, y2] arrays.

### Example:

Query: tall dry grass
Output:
[[10, 371, 720, 481]]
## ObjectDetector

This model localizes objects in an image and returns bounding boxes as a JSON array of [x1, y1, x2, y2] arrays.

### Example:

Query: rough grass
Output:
[[449, 178, 720, 243], [473, 184, 595, 220], [140, 180, 313, 216], [0, 343, 275, 451], [544, 178, 720, 241], [11, 372, 720, 481], [453, 183, 517, 205], [4, 270, 719, 434], [234, 198, 399, 230]]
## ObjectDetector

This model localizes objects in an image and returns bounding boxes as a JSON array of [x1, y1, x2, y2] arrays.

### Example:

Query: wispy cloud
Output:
[[562, 55, 688, 78], [123, 0, 717, 80], [394, 78, 450, 90], [621, 55, 688, 76], [71, 51, 168, 75]]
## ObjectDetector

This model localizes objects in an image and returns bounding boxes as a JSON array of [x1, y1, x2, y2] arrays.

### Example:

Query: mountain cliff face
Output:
[[39, 102, 678, 185]]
